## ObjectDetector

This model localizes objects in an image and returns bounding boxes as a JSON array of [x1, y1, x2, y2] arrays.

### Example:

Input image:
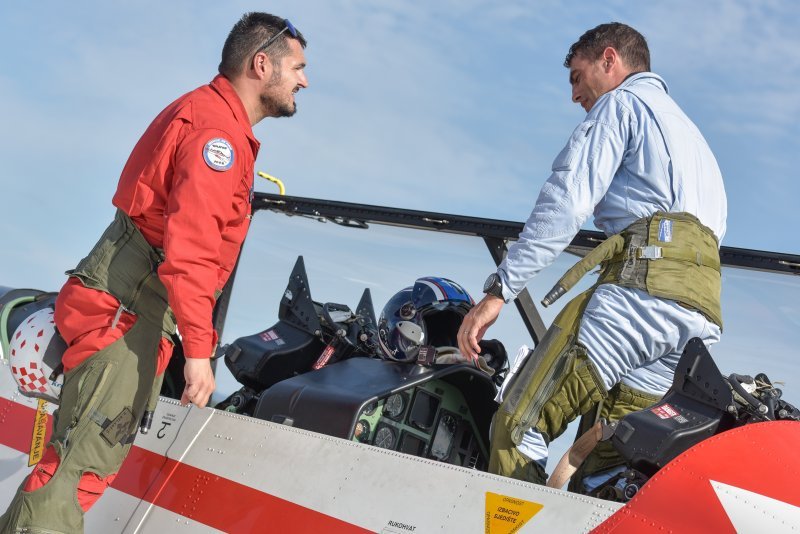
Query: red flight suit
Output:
[[32, 75, 260, 508], [56, 74, 260, 373]]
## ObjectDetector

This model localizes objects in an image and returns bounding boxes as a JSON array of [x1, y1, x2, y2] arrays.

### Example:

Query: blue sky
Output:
[[1, 0, 799, 279], [2, 1, 799, 469]]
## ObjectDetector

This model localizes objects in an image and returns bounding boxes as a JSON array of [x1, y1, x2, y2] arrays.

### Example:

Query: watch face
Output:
[[483, 274, 498, 293]]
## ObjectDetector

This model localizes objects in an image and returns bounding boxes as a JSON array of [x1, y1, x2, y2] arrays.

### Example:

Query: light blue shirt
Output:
[[499, 72, 727, 300], [504, 73, 727, 465]]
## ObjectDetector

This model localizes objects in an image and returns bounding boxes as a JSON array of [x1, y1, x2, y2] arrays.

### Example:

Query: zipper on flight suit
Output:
[[63, 362, 115, 451], [511, 336, 576, 444]]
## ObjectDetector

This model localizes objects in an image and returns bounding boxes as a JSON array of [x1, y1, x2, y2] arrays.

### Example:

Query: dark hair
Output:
[[219, 12, 307, 78], [564, 22, 649, 72]]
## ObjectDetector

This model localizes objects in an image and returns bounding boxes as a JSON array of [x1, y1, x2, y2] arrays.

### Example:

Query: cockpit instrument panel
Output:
[[352, 378, 487, 469]]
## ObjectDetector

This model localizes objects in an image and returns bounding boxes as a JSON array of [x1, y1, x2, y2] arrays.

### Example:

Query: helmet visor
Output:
[[391, 320, 425, 361]]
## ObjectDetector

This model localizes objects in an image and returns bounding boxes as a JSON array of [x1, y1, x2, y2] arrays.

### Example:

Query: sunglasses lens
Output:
[[254, 19, 298, 59], [285, 19, 298, 38]]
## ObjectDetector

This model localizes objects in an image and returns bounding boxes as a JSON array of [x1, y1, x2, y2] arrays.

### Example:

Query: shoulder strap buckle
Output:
[[638, 245, 663, 260]]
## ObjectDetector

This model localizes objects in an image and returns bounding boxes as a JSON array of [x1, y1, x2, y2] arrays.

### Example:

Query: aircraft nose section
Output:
[[593, 421, 800, 533]]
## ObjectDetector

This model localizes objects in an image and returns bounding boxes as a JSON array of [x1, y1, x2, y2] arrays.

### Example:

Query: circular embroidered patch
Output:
[[203, 138, 234, 171]]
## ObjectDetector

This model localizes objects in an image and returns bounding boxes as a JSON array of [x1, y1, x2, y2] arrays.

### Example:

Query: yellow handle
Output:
[[257, 171, 285, 195]]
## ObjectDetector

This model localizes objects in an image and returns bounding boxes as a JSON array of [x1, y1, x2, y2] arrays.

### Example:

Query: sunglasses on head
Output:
[[254, 19, 298, 56]]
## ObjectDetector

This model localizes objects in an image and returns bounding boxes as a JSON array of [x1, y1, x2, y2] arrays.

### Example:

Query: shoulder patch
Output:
[[203, 138, 234, 171]]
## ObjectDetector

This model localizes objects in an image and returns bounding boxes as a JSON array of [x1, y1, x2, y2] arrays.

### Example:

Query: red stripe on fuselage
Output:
[[0, 397, 54, 454], [0, 399, 370, 533]]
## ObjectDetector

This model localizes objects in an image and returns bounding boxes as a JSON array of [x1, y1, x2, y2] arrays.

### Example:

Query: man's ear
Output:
[[602, 46, 619, 73], [251, 51, 273, 80]]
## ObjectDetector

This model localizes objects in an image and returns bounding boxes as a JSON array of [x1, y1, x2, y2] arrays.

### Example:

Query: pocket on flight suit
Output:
[[69, 361, 116, 436], [22, 446, 60, 493], [232, 174, 253, 224], [58, 319, 143, 448], [75, 470, 117, 512], [552, 120, 595, 172]]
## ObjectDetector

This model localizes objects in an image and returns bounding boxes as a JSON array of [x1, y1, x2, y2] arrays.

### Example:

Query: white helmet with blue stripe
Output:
[[377, 277, 474, 363]]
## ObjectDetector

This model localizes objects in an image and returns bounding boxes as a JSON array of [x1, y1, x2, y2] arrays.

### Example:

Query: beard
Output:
[[260, 92, 296, 118], [260, 70, 297, 118]]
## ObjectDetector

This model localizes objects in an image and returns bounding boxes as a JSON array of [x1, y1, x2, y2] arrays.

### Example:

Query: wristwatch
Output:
[[483, 273, 504, 299]]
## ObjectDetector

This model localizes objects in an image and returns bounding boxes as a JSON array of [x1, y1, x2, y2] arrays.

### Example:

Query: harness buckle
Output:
[[639, 245, 663, 260]]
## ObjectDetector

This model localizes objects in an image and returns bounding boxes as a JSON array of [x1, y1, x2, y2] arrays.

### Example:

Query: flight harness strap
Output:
[[66, 209, 177, 337], [544, 211, 722, 328], [599, 211, 722, 328]]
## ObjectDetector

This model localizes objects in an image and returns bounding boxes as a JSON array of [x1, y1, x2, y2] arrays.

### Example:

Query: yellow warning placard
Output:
[[28, 399, 49, 466], [485, 492, 543, 534]]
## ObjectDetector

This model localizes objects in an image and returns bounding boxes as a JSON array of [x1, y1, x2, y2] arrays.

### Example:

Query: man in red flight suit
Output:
[[0, 12, 308, 533]]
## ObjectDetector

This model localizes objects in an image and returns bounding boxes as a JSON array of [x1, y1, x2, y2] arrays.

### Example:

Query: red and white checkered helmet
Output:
[[9, 307, 66, 403]]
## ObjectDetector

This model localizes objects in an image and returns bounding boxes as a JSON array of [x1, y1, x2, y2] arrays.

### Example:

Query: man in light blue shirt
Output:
[[458, 23, 726, 488]]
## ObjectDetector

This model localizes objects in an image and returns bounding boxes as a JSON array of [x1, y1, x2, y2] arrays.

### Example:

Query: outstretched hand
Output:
[[458, 295, 504, 362], [181, 357, 216, 408]]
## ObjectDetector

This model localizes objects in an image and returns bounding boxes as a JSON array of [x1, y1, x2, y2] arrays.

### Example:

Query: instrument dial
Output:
[[361, 401, 378, 416], [354, 419, 371, 442], [383, 393, 406, 420], [430, 413, 458, 461], [374, 425, 397, 450]]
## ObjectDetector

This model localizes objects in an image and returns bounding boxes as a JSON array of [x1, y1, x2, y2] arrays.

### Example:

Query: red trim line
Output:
[[1, 398, 370, 533]]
